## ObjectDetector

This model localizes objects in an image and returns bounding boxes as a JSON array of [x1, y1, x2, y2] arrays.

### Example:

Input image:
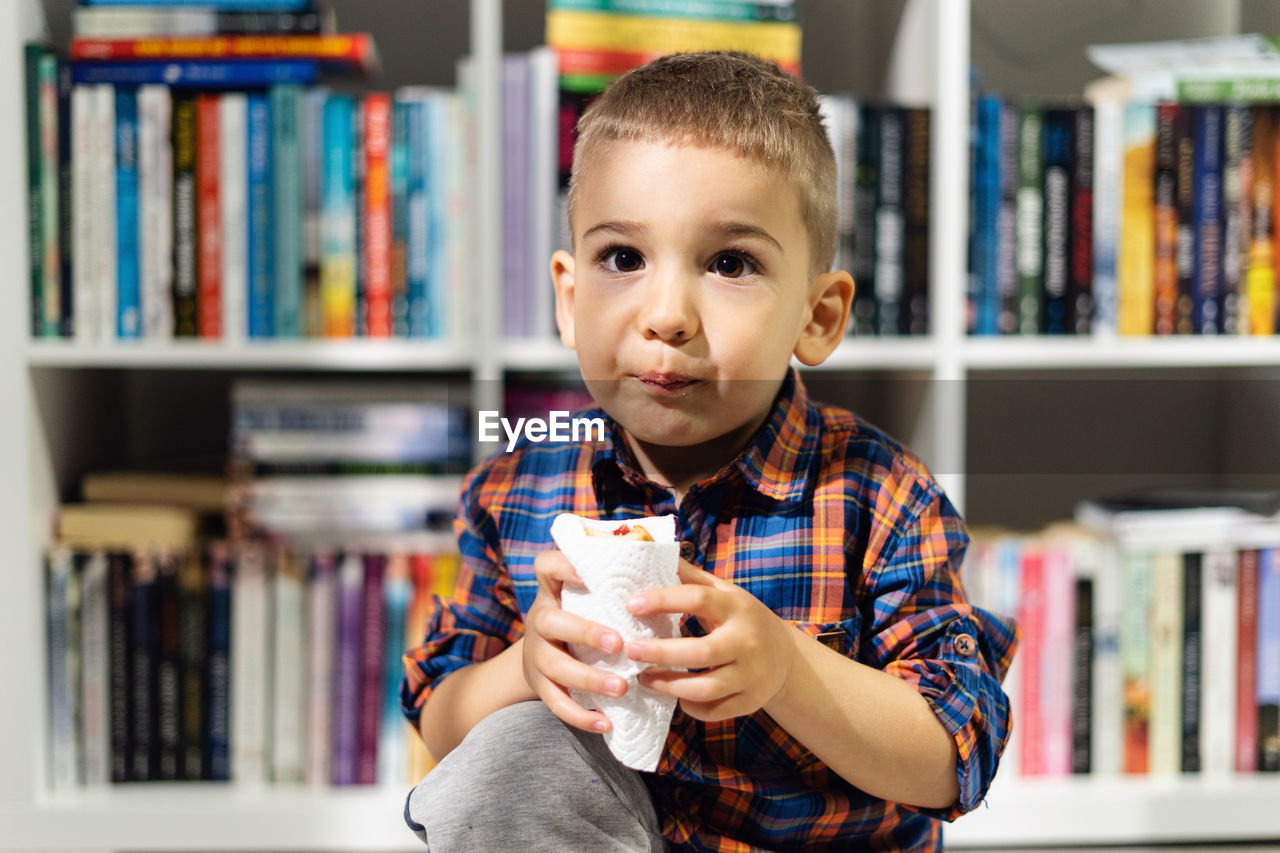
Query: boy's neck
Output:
[[624, 408, 772, 506]]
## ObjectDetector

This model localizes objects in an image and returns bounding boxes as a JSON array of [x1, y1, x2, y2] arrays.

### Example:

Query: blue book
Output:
[[246, 92, 273, 338], [115, 88, 140, 339], [974, 94, 1003, 336], [83, 0, 312, 8], [405, 96, 428, 338], [378, 561, 410, 785], [72, 59, 318, 88], [1191, 104, 1224, 335], [271, 85, 304, 337], [1259, 546, 1280, 771]]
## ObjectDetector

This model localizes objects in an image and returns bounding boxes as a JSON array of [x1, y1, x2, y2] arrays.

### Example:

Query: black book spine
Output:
[[874, 106, 905, 337], [155, 552, 182, 781], [214, 10, 322, 34], [178, 552, 207, 781], [1068, 106, 1094, 334], [129, 550, 157, 782], [205, 543, 232, 781], [55, 57, 74, 337], [1175, 104, 1195, 335], [1041, 107, 1072, 335], [1181, 552, 1202, 773], [1071, 575, 1093, 773], [903, 107, 930, 336], [108, 551, 132, 783], [852, 104, 879, 336], [172, 93, 198, 337]]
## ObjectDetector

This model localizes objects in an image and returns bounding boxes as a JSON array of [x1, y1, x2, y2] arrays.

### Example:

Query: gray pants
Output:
[[405, 701, 669, 853]]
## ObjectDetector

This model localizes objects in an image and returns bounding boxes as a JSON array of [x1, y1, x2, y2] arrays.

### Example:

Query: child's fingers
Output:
[[534, 641, 629, 703], [638, 667, 736, 705], [536, 679, 615, 734], [628, 581, 731, 622], [676, 558, 715, 586], [624, 634, 734, 669], [533, 605, 623, 655], [533, 548, 584, 593]]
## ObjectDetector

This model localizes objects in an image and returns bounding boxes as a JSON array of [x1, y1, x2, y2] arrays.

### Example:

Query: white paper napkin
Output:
[[548, 513, 681, 772]]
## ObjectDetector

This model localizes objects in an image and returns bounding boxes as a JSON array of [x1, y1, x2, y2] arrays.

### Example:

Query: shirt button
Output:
[[679, 541, 695, 560], [954, 633, 977, 658]]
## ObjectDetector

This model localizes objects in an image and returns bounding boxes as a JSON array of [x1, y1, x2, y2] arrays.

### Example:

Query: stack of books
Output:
[[25, 0, 472, 343]]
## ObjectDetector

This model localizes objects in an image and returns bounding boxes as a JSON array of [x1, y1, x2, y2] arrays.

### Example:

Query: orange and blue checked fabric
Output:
[[402, 368, 1018, 852]]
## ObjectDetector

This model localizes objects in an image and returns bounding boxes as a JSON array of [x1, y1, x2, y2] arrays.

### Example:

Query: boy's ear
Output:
[[551, 249, 577, 349], [794, 270, 854, 366]]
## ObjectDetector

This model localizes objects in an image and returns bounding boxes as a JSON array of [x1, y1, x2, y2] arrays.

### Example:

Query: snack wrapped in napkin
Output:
[[548, 513, 681, 772]]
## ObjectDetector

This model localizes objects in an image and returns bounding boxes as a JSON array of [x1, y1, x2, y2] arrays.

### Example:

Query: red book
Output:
[[1237, 548, 1259, 773], [356, 552, 386, 785], [71, 34, 377, 74], [196, 94, 221, 339], [361, 93, 391, 337], [1018, 546, 1045, 777]]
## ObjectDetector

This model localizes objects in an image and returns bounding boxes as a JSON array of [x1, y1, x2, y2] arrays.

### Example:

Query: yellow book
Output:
[[1118, 103, 1155, 336], [58, 503, 199, 550], [546, 9, 801, 66]]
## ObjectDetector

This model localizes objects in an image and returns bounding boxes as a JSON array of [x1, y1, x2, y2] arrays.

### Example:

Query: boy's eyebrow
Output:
[[581, 220, 784, 253]]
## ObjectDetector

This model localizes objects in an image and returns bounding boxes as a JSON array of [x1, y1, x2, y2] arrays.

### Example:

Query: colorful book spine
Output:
[[404, 93, 428, 338], [73, 7, 323, 38], [137, 84, 173, 340], [1068, 106, 1093, 334], [1246, 106, 1275, 335], [1259, 547, 1280, 771], [501, 54, 530, 337], [39, 52, 63, 337], [271, 85, 304, 337], [1191, 104, 1224, 334], [875, 106, 905, 337], [171, 93, 198, 337], [1042, 543, 1075, 774], [549, 0, 799, 22], [331, 552, 363, 785], [1091, 536, 1124, 775], [1118, 103, 1155, 336], [92, 84, 118, 341], [79, 551, 111, 785], [1015, 103, 1043, 335], [71, 34, 375, 74], [1148, 550, 1183, 775], [205, 543, 231, 781], [301, 87, 327, 337], [71, 59, 319, 88], [1041, 107, 1072, 335], [1175, 103, 1194, 335], [1153, 102, 1179, 336], [358, 553, 387, 784], [1091, 91, 1122, 336], [378, 553, 410, 787], [1237, 548, 1260, 772], [389, 98, 410, 337], [1018, 546, 1045, 775], [1201, 549, 1238, 775], [55, 60, 74, 337], [115, 87, 141, 339], [973, 94, 1002, 336], [247, 92, 274, 338], [320, 95, 356, 337], [362, 93, 392, 337], [1222, 105, 1247, 335], [1121, 550, 1151, 773], [219, 92, 247, 342], [1179, 551, 1202, 773], [426, 92, 450, 339], [196, 94, 221, 338], [25, 45, 45, 336], [997, 100, 1019, 334]]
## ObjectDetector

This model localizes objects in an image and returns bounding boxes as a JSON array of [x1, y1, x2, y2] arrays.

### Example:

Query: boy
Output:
[[402, 51, 1016, 852]]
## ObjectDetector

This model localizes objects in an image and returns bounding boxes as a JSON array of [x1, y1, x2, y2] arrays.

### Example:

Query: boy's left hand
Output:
[[625, 559, 797, 722]]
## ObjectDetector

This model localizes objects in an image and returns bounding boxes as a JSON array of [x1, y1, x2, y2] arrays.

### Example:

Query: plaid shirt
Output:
[[402, 369, 1017, 852]]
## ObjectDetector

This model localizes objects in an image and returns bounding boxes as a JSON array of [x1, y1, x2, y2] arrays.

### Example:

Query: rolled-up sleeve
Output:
[[859, 486, 1019, 820], [400, 466, 523, 725]]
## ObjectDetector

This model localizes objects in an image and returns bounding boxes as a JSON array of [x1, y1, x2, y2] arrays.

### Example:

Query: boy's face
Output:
[[552, 139, 849, 452]]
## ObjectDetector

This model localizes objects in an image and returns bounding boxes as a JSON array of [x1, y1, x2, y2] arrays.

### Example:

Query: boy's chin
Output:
[[608, 403, 763, 452]]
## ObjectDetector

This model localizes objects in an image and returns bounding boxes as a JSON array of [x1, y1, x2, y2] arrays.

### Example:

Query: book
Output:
[[47, 547, 79, 790], [403, 92, 428, 338], [58, 504, 199, 550], [230, 542, 270, 783], [361, 92, 392, 337], [389, 98, 409, 337], [1118, 102, 1156, 336], [331, 551, 363, 785], [271, 85, 304, 338], [82, 0, 315, 8], [271, 546, 306, 782], [1089, 532, 1124, 775], [1222, 104, 1247, 335], [1089, 80, 1124, 336], [852, 105, 878, 336], [1175, 102, 1194, 335], [502, 54, 530, 338], [70, 34, 377, 75], [357, 552, 387, 784], [137, 85, 173, 339], [1259, 546, 1280, 771], [91, 83, 118, 342], [1179, 551, 1202, 773], [205, 542, 232, 781], [115, 86, 140, 340], [378, 553, 411, 787], [549, 0, 798, 22], [305, 551, 336, 785], [1200, 548, 1238, 775], [73, 7, 324, 38], [246, 92, 273, 338], [129, 549, 157, 781], [1191, 104, 1224, 334], [79, 550, 111, 785], [71, 59, 320, 88], [171, 93, 198, 337], [529, 46, 561, 340], [55, 59, 74, 337], [220, 91, 248, 342], [83, 470, 228, 513], [39, 52, 62, 337], [177, 548, 206, 780], [1015, 103, 1043, 335], [1018, 544, 1045, 775], [1246, 105, 1276, 335], [25, 45, 46, 336], [1121, 550, 1151, 773], [107, 551, 132, 783], [875, 106, 905, 337], [71, 84, 96, 342], [903, 107, 930, 336], [154, 551, 181, 780], [196, 93, 221, 338], [1153, 102, 1179, 335], [1237, 547, 1260, 772], [1072, 556, 1094, 773], [320, 94, 356, 337]]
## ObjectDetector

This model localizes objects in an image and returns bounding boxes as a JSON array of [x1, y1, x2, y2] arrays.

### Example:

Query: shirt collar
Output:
[[589, 367, 818, 505]]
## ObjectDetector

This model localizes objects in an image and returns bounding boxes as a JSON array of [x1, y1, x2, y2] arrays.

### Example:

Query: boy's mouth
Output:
[[634, 372, 698, 395]]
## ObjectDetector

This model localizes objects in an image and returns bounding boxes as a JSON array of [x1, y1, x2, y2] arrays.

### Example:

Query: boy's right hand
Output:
[[524, 549, 627, 733]]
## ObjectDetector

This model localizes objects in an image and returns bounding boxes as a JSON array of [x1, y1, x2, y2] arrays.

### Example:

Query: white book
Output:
[[1200, 548, 1238, 775], [220, 93, 248, 343], [47, 547, 79, 791], [230, 542, 271, 784], [78, 550, 111, 785], [270, 549, 306, 782], [137, 85, 173, 340], [528, 45, 559, 341], [993, 536, 1022, 779], [90, 84, 117, 343], [1148, 550, 1183, 775], [305, 552, 336, 786], [1090, 536, 1124, 776], [1086, 77, 1125, 337], [71, 86, 97, 345]]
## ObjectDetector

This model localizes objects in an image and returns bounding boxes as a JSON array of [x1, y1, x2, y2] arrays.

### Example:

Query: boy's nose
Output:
[[638, 271, 700, 343]]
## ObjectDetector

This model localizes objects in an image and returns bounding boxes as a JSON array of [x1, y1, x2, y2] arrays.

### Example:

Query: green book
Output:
[[1015, 102, 1044, 335]]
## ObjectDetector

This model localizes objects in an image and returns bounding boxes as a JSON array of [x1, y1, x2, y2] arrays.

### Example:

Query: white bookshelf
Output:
[[5, 0, 1280, 851]]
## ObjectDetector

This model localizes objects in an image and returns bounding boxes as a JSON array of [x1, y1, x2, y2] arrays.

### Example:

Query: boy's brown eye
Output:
[[713, 254, 746, 278], [604, 248, 643, 273]]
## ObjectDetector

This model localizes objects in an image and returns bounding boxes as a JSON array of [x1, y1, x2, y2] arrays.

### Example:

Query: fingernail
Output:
[[593, 719, 610, 732], [600, 633, 620, 653], [628, 595, 644, 612], [605, 677, 625, 696], [625, 642, 643, 661]]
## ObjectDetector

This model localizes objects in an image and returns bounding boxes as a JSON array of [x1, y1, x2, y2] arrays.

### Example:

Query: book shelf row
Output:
[[44, 538, 459, 791]]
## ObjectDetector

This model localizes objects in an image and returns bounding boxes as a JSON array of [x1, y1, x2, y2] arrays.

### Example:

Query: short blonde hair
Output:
[[566, 51, 837, 275]]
